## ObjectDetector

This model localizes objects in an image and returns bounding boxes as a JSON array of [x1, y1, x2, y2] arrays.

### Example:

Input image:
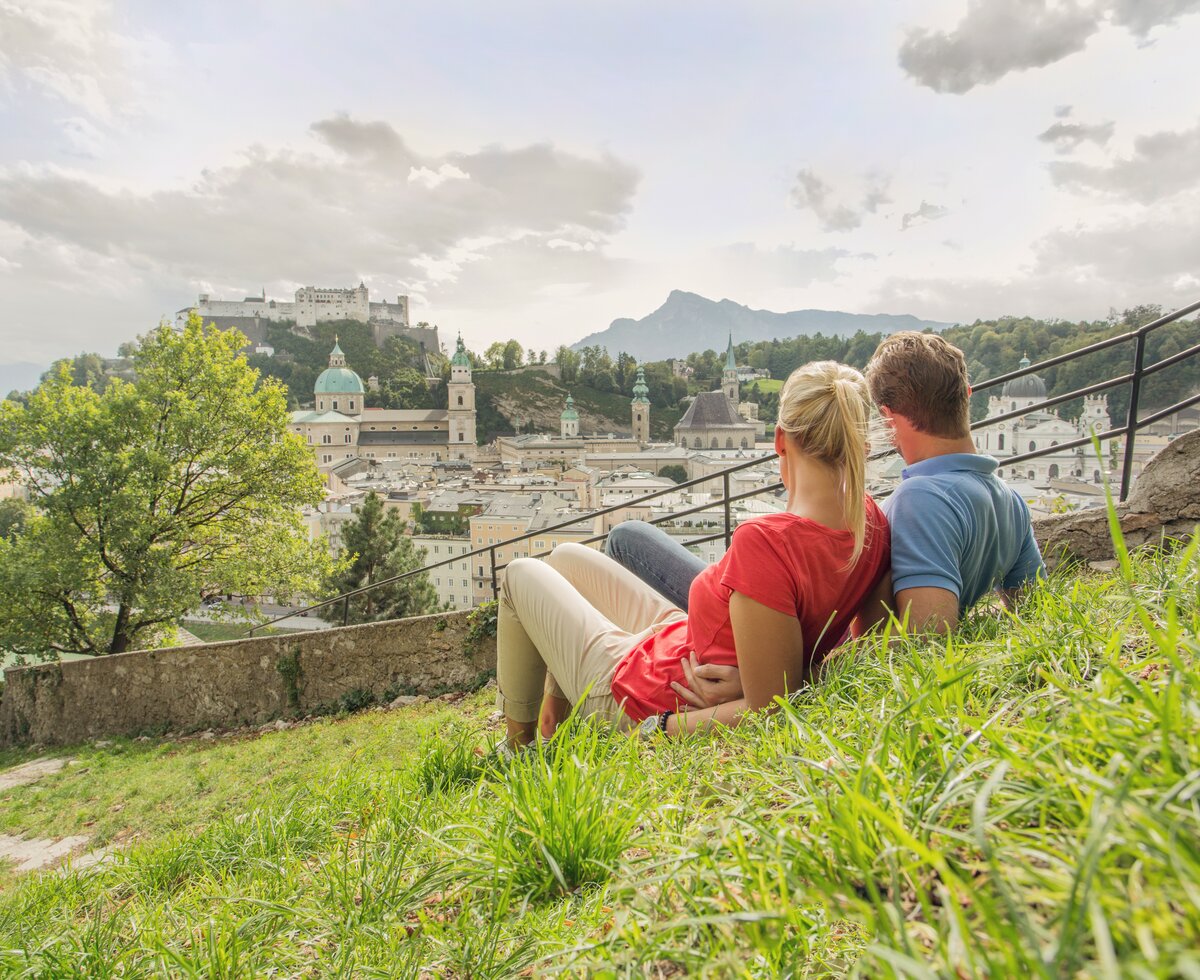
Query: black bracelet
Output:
[[658, 710, 673, 733]]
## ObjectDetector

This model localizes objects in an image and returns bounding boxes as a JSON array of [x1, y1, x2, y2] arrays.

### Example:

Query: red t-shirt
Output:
[[610, 500, 890, 722]]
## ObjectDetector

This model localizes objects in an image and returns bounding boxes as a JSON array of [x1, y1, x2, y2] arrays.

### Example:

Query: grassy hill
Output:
[[475, 368, 683, 444], [1, 538, 1198, 975]]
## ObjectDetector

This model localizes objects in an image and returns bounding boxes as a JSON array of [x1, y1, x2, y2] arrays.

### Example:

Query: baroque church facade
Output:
[[290, 337, 477, 472], [974, 355, 1111, 485], [673, 336, 760, 450]]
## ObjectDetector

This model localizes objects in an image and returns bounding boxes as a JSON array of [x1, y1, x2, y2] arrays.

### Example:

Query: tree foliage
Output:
[[324, 492, 439, 623], [658, 464, 688, 484], [0, 316, 330, 659]]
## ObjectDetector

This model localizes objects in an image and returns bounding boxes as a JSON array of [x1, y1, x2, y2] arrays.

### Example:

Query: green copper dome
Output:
[[631, 366, 650, 404], [560, 393, 579, 421], [315, 339, 364, 395], [315, 367, 364, 395], [451, 334, 471, 368]]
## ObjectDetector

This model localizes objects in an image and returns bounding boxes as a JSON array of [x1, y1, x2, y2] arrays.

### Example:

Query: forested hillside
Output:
[[735, 305, 1197, 424]]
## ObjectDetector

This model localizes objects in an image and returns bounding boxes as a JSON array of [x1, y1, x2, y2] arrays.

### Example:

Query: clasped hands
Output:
[[670, 652, 742, 709]]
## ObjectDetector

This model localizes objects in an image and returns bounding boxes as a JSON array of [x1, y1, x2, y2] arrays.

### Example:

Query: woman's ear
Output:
[[774, 425, 787, 457]]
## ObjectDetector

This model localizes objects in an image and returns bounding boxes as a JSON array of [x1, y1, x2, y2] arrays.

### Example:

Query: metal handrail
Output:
[[247, 300, 1199, 635]]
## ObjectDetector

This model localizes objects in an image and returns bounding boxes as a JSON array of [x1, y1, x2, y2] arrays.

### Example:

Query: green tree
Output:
[[325, 492, 439, 623], [0, 497, 31, 540], [0, 316, 330, 658], [555, 345, 580, 383], [502, 339, 525, 371], [658, 464, 688, 484]]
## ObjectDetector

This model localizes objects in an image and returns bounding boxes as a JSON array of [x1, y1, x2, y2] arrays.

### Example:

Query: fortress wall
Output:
[[0, 610, 496, 747]]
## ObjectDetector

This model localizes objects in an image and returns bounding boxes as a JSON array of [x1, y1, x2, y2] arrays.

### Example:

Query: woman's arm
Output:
[[849, 570, 893, 638], [665, 591, 806, 735]]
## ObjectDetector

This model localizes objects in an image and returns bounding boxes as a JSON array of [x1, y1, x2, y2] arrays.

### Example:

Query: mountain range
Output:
[[571, 290, 955, 361]]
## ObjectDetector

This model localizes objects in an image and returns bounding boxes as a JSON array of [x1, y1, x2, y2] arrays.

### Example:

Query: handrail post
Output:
[[489, 547, 499, 601], [342, 595, 350, 627], [723, 471, 732, 551], [1120, 331, 1146, 501]]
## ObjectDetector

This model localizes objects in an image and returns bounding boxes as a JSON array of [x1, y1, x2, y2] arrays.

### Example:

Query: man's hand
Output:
[[669, 652, 743, 709]]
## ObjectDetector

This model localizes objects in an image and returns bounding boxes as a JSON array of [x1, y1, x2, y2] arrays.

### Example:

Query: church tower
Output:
[[560, 394, 580, 438], [722, 334, 739, 404], [447, 334, 476, 459], [631, 366, 650, 445], [1080, 394, 1110, 434]]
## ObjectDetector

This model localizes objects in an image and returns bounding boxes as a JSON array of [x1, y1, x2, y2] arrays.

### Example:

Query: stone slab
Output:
[[0, 834, 90, 872], [0, 757, 72, 791]]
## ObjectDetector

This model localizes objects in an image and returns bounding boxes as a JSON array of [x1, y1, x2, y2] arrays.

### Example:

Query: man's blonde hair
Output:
[[777, 360, 872, 567]]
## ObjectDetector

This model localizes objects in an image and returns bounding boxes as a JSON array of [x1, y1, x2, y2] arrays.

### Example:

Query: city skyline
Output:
[[2, 0, 1199, 371]]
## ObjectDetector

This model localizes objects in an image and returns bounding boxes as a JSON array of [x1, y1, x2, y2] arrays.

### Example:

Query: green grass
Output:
[[2, 537, 1199, 975]]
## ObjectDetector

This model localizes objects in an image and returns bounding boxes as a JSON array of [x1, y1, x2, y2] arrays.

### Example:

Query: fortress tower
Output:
[[631, 366, 650, 445], [447, 335, 477, 459]]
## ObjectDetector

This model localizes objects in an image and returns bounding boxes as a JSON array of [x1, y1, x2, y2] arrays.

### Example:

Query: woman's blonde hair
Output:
[[776, 360, 872, 567]]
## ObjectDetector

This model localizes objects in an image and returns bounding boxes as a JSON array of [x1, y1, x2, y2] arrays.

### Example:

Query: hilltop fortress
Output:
[[178, 283, 440, 352]]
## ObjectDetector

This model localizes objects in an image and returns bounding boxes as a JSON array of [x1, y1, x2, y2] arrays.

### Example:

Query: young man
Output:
[[865, 331, 1044, 633], [607, 332, 1043, 643]]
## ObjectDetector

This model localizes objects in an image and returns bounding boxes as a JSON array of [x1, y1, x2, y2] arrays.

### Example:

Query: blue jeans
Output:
[[604, 520, 708, 612]]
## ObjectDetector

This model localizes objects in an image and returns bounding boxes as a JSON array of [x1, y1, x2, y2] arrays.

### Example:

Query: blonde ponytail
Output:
[[777, 361, 872, 567]]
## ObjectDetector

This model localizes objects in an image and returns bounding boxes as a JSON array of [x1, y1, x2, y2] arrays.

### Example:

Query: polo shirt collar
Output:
[[901, 453, 998, 481]]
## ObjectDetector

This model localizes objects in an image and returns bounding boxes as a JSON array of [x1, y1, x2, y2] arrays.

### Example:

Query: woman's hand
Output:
[[670, 652, 743, 708]]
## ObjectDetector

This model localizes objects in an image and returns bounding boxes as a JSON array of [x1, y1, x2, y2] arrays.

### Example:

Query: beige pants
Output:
[[496, 543, 687, 727]]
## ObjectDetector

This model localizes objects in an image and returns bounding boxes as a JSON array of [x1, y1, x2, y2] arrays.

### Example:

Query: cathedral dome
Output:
[[1001, 355, 1046, 400], [314, 340, 364, 395], [560, 394, 579, 421], [314, 367, 365, 394]]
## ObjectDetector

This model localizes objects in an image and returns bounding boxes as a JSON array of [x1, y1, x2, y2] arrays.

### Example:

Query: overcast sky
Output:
[[2, 0, 1199, 367]]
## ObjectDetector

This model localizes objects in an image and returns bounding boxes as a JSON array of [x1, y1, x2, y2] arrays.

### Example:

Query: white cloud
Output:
[[1037, 118, 1115, 154], [1048, 119, 1200, 201], [901, 201, 950, 231], [0, 0, 155, 122]]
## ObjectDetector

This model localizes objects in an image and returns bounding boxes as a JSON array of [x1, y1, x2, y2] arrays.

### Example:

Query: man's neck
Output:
[[902, 435, 978, 466]]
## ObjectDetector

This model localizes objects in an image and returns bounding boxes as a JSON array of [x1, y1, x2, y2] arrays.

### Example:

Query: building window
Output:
[[333, 400, 339, 411], [345, 434, 351, 443], [459, 433, 464, 441], [457, 395, 464, 406], [998, 433, 1005, 450], [1049, 464, 1059, 478], [349, 400, 355, 411], [1029, 440, 1036, 452]]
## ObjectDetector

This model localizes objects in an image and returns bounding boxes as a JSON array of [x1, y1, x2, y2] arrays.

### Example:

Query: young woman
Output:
[[496, 360, 892, 744]]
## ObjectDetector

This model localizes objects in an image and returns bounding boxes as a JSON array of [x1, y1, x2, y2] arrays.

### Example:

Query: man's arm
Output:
[[894, 586, 959, 635]]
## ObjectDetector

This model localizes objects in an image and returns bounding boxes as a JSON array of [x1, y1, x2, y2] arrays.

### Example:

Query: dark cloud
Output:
[[898, 0, 1098, 95], [1048, 120, 1200, 201], [899, 0, 1200, 93], [1109, 0, 1200, 35], [790, 169, 893, 232], [789, 169, 862, 231], [901, 201, 949, 230], [1037, 119, 1116, 154]]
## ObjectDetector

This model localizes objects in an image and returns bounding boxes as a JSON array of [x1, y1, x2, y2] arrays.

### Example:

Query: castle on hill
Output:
[[177, 283, 439, 352]]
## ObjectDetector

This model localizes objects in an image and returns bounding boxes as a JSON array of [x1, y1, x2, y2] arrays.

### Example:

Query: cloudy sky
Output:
[[2, 0, 1199, 370]]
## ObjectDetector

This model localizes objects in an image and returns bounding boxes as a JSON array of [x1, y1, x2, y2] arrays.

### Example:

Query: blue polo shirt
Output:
[[882, 453, 1044, 613]]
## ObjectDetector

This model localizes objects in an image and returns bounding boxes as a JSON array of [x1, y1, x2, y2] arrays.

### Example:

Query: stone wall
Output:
[[0, 610, 496, 748], [1034, 427, 1200, 566]]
